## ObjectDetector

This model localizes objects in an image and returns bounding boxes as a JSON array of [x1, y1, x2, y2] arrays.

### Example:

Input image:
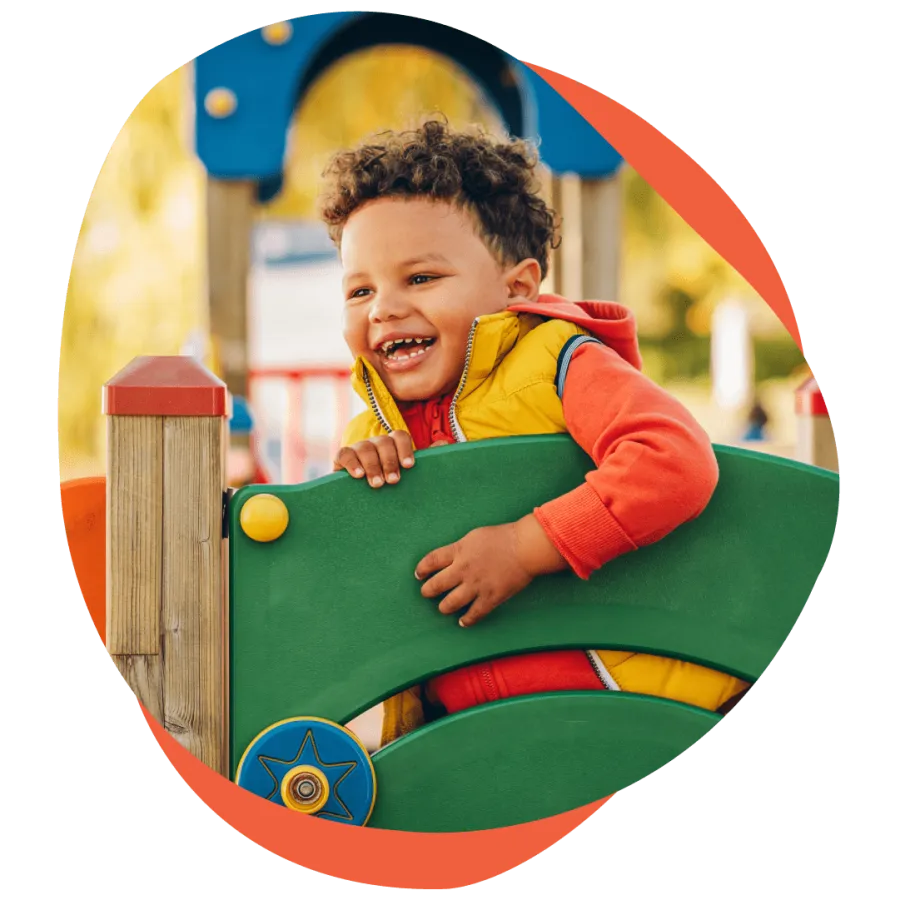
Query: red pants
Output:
[[429, 650, 605, 713]]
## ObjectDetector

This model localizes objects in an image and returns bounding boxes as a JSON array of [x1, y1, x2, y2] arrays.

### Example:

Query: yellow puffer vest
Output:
[[343, 310, 748, 746]]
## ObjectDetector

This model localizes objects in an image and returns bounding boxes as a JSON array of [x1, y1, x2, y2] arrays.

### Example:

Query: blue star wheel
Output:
[[235, 717, 376, 826]]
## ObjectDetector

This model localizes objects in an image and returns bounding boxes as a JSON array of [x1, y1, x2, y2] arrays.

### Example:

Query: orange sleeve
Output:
[[533, 341, 719, 579]]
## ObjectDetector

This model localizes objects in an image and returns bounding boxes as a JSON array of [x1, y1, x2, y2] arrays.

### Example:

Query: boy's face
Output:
[[340, 197, 539, 401]]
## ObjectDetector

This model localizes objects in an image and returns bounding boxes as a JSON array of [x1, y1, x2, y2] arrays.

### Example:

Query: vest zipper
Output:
[[367, 319, 615, 700], [369, 323, 608, 699], [448, 318, 479, 443], [363, 319, 477, 441], [362, 366, 393, 434], [585, 650, 620, 691]]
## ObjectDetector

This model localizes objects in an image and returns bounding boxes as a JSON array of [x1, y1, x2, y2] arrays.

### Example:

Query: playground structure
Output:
[[195, 13, 624, 436], [58, 13, 841, 833], [249, 364, 353, 484], [51, 355, 840, 831], [190, 13, 837, 482], [239, 220, 837, 482]]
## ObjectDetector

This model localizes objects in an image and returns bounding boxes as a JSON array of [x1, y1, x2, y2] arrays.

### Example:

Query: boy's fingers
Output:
[[420, 564, 462, 599], [415, 543, 456, 581], [392, 431, 416, 468], [372, 435, 402, 484], [333, 447, 365, 477], [459, 597, 497, 628], [354, 443, 385, 487], [438, 584, 476, 616]]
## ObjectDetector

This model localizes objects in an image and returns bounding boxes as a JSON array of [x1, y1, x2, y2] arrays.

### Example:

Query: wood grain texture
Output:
[[106, 357, 228, 774], [162, 416, 227, 774], [112, 654, 163, 723], [106, 416, 163, 655]]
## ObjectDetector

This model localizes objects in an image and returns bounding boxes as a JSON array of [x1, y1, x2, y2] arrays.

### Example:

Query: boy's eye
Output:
[[348, 287, 373, 300], [410, 274, 438, 286]]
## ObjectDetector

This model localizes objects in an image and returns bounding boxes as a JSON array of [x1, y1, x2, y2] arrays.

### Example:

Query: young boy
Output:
[[321, 120, 748, 747]]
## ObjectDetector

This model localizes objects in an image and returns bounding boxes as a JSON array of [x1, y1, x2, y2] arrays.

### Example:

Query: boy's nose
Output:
[[368, 290, 410, 323]]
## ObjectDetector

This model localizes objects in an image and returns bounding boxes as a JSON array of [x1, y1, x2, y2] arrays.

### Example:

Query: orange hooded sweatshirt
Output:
[[396, 296, 736, 716]]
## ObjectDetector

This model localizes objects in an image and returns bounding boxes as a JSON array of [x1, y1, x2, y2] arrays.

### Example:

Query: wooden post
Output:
[[557, 173, 584, 301], [541, 168, 561, 295], [104, 357, 230, 775], [796, 377, 838, 472], [581, 173, 622, 302], [206, 176, 255, 450]]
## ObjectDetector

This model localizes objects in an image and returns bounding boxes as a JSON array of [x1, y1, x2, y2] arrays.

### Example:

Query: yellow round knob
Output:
[[240, 494, 289, 542], [261, 21, 293, 45], [281, 765, 329, 814], [204, 87, 237, 119]]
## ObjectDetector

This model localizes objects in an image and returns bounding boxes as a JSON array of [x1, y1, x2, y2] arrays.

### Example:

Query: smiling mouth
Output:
[[377, 336, 437, 364]]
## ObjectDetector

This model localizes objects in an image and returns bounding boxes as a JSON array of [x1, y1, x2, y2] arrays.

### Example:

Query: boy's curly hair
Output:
[[319, 120, 559, 279]]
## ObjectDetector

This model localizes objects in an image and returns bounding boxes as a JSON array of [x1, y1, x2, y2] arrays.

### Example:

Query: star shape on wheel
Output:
[[256, 729, 358, 821]]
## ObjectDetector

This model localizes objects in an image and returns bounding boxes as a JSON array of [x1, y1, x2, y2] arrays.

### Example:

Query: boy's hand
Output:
[[415, 514, 568, 627], [333, 431, 415, 487]]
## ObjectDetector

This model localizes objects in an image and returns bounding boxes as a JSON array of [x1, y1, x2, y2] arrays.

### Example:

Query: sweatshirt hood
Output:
[[508, 294, 642, 370]]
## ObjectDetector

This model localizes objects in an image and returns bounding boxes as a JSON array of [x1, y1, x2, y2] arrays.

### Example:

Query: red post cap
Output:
[[103, 356, 229, 416], [795, 376, 828, 417]]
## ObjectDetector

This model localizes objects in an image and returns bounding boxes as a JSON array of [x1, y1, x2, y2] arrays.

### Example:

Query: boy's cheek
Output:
[[342, 325, 369, 358], [341, 309, 368, 351]]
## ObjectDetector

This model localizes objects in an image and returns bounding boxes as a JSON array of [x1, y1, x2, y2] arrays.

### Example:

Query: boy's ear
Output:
[[504, 259, 542, 304]]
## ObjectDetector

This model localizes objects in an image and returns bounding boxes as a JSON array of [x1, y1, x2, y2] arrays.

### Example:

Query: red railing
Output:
[[247, 365, 354, 484], [245, 368, 836, 483]]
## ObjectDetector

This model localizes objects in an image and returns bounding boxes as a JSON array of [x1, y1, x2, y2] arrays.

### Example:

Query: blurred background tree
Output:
[[621, 166, 806, 388], [59, 47, 805, 479], [266, 47, 504, 219], [60, 67, 205, 474]]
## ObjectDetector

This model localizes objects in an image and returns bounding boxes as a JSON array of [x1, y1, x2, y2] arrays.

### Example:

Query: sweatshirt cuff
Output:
[[534, 483, 638, 580]]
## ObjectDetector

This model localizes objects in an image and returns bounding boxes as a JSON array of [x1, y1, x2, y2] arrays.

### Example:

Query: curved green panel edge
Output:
[[229, 436, 838, 775], [368, 691, 720, 832]]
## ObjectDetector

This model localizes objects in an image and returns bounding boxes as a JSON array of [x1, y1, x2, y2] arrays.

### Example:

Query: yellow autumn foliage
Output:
[[59, 46, 790, 479]]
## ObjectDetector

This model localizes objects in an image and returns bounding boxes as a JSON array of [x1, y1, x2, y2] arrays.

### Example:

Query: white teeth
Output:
[[384, 347, 428, 360], [380, 337, 432, 353]]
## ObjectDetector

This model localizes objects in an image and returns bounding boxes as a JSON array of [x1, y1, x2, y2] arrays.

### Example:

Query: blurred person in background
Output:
[[743, 398, 770, 442]]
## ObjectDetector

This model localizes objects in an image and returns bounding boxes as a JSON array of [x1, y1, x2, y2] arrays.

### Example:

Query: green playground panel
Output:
[[228, 436, 838, 827], [367, 691, 720, 832]]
